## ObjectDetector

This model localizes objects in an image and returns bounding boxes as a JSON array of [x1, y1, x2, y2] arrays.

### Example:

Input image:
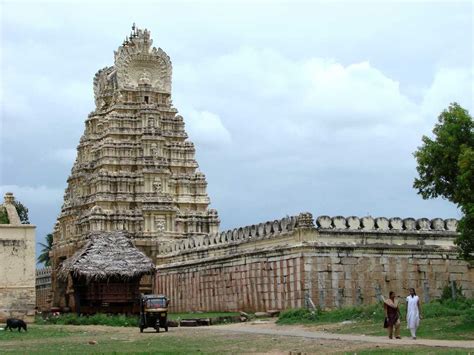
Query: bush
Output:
[[424, 298, 473, 318], [278, 308, 320, 324], [440, 281, 466, 303], [36, 313, 139, 327]]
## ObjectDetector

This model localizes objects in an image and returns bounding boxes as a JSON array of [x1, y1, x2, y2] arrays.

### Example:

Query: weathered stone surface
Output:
[[431, 218, 445, 231], [445, 219, 458, 232], [332, 216, 347, 229], [361, 217, 375, 230], [346, 216, 360, 230], [156, 216, 470, 313], [0, 193, 36, 323], [403, 218, 416, 230], [266, 309, 281, 317], [389, 217, 403, 230], [316, 216, 332, 229], [375, 217, 389, 230], [50, 26, 221, 307], [417, 218, 431, 231]]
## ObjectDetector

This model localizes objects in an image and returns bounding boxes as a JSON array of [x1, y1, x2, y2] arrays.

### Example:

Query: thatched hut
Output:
[[59, 231, 156, 314]]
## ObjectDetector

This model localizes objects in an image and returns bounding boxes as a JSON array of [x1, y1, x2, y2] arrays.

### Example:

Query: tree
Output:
[[413, 102, 474, 260], [38, 233, 53, 266], [13, 200, 30, 224]]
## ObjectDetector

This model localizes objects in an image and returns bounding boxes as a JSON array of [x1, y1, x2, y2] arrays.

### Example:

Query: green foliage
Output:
[[413, 103, 474, 260], [279, 299, 473, 325], [37, 233, 54, 266], [462, 307, 474, 325], [13, 200, 29, 224], [0, 207, 9, 224], [36, 313, 139, 327], [278, 303, 385, 325], [277, 308, 320, 323], [423, 299, 472, 318], [440, 281, 466, 303], [413, 103, 474, 205], [457, 205, 474, 260]]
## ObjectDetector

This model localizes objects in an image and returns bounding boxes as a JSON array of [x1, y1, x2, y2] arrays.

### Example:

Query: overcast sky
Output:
[[1, 0, 472, 262]]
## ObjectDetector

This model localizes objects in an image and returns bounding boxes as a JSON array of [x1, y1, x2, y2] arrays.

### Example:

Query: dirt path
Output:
[[209, 320, 474, 349]]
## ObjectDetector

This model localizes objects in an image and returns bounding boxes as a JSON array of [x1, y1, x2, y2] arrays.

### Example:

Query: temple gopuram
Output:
[[51, 25, 219, 309]]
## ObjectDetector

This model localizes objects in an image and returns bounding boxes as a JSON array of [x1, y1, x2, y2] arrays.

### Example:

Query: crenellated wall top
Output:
[[157, 212, 459, 256]]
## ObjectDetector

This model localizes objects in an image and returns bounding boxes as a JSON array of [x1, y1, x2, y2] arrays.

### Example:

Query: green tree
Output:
[[413, 103, 474, 260], [14, 200, 30, 224], [38, 233, 53, 266]]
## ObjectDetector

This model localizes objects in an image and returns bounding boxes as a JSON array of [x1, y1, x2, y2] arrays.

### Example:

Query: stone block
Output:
[[403, 218, 416, 230], [341, 257, 358, 265], [445, 219, 458, 231], [361, 217, 374, 230], [375, 217, 389, 230], [431, 218, 445, 231], [347, 216, 360, 230], [332, 216, 347, 229], [389, 217, 403, 230], [417, 218, 431, 231]]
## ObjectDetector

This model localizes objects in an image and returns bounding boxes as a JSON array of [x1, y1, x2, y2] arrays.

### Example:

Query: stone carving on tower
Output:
[[51, 25, 220, 269]]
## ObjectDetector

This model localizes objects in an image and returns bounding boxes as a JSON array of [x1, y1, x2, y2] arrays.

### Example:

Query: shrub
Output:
[[36, 313, 139, 327], [440, 281, 466, 303], [278, 308, 320, 323]]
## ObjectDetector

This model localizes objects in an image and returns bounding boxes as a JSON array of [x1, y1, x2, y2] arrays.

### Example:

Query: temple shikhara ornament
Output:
[[51, 25, 220, 307]]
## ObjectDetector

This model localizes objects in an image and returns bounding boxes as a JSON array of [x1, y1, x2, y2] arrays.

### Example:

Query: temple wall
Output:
[[0, 225, 36, 322], [155, 214, 473, 312]]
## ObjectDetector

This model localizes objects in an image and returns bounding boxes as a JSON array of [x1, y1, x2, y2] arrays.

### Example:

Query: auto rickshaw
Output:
[[139, 294, 169, 333]]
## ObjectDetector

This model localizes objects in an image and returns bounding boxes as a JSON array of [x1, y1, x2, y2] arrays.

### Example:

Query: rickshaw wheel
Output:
[[140, 326, 144, 333]]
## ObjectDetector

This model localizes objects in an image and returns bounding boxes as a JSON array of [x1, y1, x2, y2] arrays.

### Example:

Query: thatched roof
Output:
[[58, 231, 156, 281]]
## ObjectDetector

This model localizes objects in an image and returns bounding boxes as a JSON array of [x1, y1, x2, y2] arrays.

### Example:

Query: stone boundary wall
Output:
[[36, 267, 52, 312], [0, 193, 36, 322], [156, 245, 472, 312], [303, 247, 473, 309], [157, 213, 458, 256], [155, 213, 472, 312], [0, 225, 36, 322], [157, 252, 305, 312]]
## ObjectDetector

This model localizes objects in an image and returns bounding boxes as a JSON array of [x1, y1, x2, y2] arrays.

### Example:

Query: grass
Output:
[[0, 326, 72, 341], [34, 312, 240, 327], [35, 313, 139, 327], [345, 348, 472, 355], [2, 325, 467, 354], [278, 299, 474, 340]]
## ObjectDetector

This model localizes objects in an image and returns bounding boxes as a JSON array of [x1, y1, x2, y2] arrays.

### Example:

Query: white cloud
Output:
[[184, 110, 232, 148], [2, 3, 470, 233], [421, 67, 474, 120]]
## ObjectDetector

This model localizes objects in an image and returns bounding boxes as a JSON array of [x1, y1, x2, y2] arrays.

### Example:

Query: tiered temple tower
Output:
[[51, 26, 220, 276]]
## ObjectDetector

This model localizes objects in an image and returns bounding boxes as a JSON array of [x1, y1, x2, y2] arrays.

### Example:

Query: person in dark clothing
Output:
[[384, 291, 401, 339]]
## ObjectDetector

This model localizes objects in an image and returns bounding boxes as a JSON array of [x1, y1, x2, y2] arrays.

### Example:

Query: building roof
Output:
[[59, 231, 156, 281]]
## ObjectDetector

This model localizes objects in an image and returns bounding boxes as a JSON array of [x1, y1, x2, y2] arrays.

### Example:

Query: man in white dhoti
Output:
[[406, 288, 422, 339]]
